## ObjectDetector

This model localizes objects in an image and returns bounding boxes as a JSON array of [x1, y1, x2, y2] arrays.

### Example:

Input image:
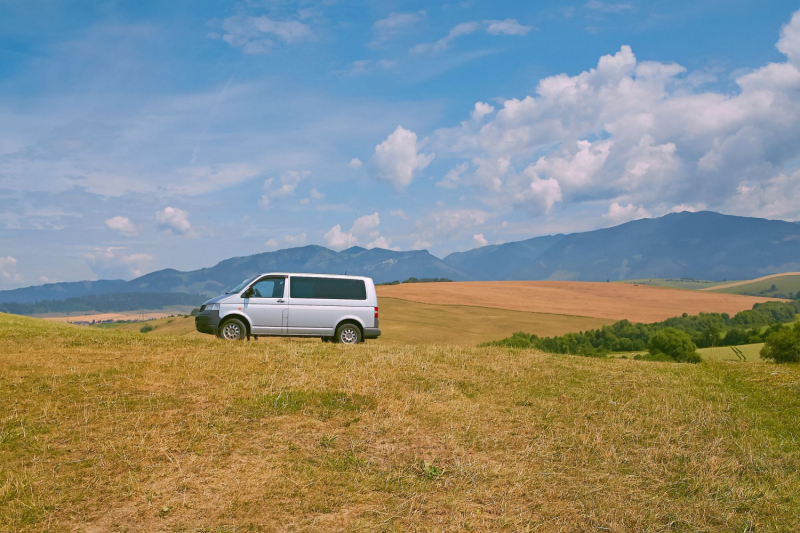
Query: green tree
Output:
[[647, 328, 701, 363], [760, 323, 800, 363]]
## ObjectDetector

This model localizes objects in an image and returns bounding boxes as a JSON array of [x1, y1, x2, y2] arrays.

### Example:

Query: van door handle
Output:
[[277, 299, 285, 303]]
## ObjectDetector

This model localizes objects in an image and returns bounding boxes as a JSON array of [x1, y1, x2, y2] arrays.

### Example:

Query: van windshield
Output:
[[226, 275, 259, 294]]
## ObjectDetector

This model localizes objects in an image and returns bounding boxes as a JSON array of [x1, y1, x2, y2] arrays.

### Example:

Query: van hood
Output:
[[203, 294, 237, 305]]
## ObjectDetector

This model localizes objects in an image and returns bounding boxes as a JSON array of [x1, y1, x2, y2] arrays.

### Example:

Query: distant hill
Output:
[[0, 292, 204, 316], [0, 245, 471, 303], [2, 211, 799, 305], [444, 211, 800, 282]]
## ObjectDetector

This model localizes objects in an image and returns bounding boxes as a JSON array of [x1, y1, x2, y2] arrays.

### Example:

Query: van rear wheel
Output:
[[219, 318, 246, 341], [335, 323, 361, 345]]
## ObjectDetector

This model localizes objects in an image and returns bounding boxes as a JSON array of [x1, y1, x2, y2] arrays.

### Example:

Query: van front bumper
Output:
[[195, 310, 221, 335], [364, 327, 381, 339]]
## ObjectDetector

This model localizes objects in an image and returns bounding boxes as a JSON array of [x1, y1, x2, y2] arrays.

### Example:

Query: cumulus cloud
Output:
[[265, 239, 279, 248], [105, 216, 137, 237], [413, 19, 531, 53], [284, 232, 307, 244], [470, 102, 495, 121], [260, 170, 309, 208], [428, 11, 800, 222], [347, 158, 363, 169], [324, 212, 383, 250], [390, 208, 408, 219], [214, 16, 315, 54], [369, 126, 434, 190], [473, 233, 488, 247], [85, 248, 153, 279], [0, 256, 22, 285], [437, 162, 469, 189], [603, 202, 651, 224], [156, 207, 191, 235]]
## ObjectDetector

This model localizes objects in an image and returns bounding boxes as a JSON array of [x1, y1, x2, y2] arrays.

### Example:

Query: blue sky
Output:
[[2, 0, 800, 288]]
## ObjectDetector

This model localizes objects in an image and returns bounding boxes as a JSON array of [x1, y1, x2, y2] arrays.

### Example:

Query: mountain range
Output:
[[2, 211, 799, 304]]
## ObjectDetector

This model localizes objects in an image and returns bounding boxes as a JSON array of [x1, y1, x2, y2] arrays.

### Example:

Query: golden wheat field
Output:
[[377, 281, 779, 322], [1, 313, 799, 532]]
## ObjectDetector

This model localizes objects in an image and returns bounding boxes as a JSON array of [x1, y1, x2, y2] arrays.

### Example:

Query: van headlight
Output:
[[205, 303, 220, 311]]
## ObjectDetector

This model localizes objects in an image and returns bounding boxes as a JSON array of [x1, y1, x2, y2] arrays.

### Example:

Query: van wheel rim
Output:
[[222, 323, 241, 340], [340, 328, 358, 344]]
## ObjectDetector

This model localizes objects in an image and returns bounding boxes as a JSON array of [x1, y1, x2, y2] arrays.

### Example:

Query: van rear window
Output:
[[290, 277, 367, 300]]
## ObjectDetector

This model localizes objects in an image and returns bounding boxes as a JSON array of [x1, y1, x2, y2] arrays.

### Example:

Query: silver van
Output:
[[195, 273, 381, 344]]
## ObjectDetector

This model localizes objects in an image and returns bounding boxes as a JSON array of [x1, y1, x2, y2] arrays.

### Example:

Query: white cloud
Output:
[[347, 158, 363, 169], [260, 170, 309, 208], [216, 16, 316, 54], [410, 208, 491, 250], [309, 188, 325, 199], [484, 19, 533, 36], [370, 11, 426, 46], [105, 216, 137, 237], [0, 256, 22, 284], [437, 162, 469, 189], [778, 10, 800, 66], [265, 239, 279, 248], [473, 233, 488, 247], [84, 248, 153, 279], [470, 102, 495, 121], [369, 126, 434, 190], [413, 19, 531, 53], [390, 208, 408, 219], [156, 207, 191, 235], [603, 202, 651, 224], [427, 11, 800, 222], [366, 236, 398, 250], [284, 232, 307, 244], [324, 212, 383, 250]]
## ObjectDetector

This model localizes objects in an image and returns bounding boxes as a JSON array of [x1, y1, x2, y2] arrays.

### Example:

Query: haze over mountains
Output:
[[2, 211, 798, 304]]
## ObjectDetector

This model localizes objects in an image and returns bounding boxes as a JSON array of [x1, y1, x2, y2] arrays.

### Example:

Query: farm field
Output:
[[699, 343, 765, 362], [377, 281, 779, 322], [39, 306, 195, 323], [102, 297, 614, 345], [705, 272, 800, 296], [1, 313, 799, 531], [613, 278, 733, 290]]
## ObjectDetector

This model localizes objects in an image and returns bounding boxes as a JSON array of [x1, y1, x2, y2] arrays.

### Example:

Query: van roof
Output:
[[261, 272, 373, 281]]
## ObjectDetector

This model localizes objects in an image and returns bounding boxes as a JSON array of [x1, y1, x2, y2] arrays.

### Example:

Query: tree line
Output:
[[483, 300, 800, 363], [0, 292, 205, 315]]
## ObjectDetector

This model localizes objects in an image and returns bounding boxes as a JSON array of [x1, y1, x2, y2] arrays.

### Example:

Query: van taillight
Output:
[[374, 307, 379, 318]]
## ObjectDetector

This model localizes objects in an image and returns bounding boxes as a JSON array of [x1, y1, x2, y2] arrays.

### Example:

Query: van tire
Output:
[[335, 323, 361, 345], [218, 318, 246, 341]]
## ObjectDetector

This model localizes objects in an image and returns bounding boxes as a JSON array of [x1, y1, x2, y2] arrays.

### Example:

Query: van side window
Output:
[[290, 277, 367, 300], [250, 277, 286, 298]]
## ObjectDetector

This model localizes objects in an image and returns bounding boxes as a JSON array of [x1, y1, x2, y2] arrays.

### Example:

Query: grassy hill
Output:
[[706, 272, 800, 298], [1, 313, 799, 530]]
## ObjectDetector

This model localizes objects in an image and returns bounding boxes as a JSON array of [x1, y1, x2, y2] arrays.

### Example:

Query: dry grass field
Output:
[[378, 281, 780, 322], [2, 313, 799, 531], [105, 298, 613, 345]]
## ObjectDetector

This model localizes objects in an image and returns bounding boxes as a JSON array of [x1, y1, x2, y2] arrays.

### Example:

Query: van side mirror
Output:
[[242, 288, 254, 298]]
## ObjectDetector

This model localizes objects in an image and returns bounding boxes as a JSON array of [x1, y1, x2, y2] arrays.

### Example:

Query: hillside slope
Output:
[[1, 313, 798, 530]]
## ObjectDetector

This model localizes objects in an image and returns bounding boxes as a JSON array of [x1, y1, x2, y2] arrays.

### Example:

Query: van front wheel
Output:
[[219, 318, 246, 341], [335, 323, 361, 344]]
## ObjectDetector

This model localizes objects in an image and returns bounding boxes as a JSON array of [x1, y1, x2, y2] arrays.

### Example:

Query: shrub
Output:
[[190, 308, 200, 316], [647, 328, 701, 363], [140, 324, 154, 333], [760, 323, 800, 363]]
